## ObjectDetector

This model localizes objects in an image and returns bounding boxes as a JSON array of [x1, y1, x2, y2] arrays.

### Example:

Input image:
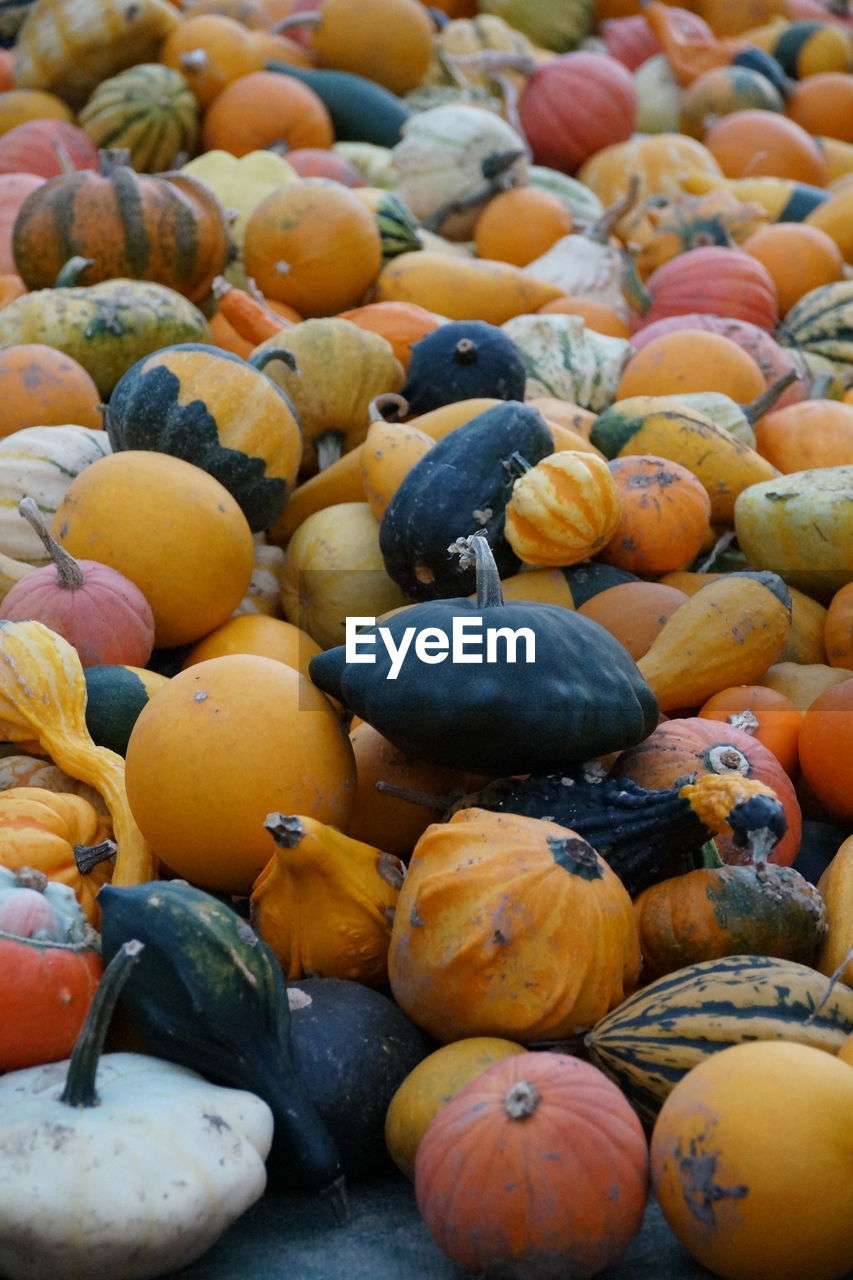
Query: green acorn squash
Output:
[[105, 343, 303, 531], [401, 320, 527, 418]]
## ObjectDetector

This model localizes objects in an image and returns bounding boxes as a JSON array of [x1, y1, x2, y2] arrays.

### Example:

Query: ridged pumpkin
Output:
[[517, 51, 637, 175], [77, 63, 199, 173], [12, 151, 232, 306], [632, 245, 780, 333], [504, 449, 622, 567], [415, 1052, 649, 1280]]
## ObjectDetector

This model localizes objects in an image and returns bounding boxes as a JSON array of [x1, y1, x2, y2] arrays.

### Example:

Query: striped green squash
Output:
[[362, 188, 421, 261], [0, 425, 111, 563], [777, 279, 853, 384], [586, 954, 853, 1127], [501, 311, 631, 412], [78, 63, 199, 174]]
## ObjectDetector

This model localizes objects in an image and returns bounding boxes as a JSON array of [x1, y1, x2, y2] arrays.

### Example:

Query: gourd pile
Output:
[[0, 0, 852, 1276]]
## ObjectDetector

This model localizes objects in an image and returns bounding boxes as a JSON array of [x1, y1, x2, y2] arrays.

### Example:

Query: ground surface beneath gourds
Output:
[[171, 1173, 727, 1278]]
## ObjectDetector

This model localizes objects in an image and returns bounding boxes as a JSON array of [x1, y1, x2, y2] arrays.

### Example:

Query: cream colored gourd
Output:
[[0, 944, 274, 1280], [0, 426, 111, 563], [391, 103, 529, 241], [0, 619, 154, 885], [501, 313, 631, 412]]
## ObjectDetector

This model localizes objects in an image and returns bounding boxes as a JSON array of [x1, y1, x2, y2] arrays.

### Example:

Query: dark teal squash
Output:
[[309, 533, 659, 776], [83, 664, 157, 756], [265, 61, 410, 147], [105, 343, 303, 532], [401, 320, 527, 417], [379, 399, 554, 600], [286, 977, 431, 1179], [97, 879, 345, 1207]]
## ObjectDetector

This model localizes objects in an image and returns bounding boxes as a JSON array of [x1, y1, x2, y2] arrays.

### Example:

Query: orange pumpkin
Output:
[[0, 343, 102, 435], [180, 612, 323, 678], [616, 327, 768, 401], [123, 654, 356, 894], [415, 1051, 650, 1279], [797, 676, 853, 823], [597, 454, 713, 577], [159, 14, 265, 108], [703, 108, 828, 185], [280, 0, 434, 95], [536, 294, 631, 337], [698, 684, 803, 777], [243, 178, 382, 316], [786, 71, 853, 146], [473, 186, 575, 267], [752, 397, 853, 472], [0, 88, 73, 135], [335, 301, 446, 370], [741, 221, 845, 316], [200, 69, 334, 155], [577, 580, 691, 661]]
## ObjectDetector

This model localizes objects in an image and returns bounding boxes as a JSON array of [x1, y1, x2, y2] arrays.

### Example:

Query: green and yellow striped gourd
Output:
[[78, 63, 199, 173]]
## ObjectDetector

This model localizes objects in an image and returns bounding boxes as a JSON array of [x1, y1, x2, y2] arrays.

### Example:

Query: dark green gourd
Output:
[[401, 320, 527, 417], [310, 532, 659, 777], [379, 398, 554, 600], [97, 880, 346, 1209]]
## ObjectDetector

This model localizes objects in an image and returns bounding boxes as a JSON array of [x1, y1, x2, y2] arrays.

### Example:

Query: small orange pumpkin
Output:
[[597, 454, 713, 577], [698, 684, 802, 777], [200, 69, 334, 155], [0, 343, 102, 434]]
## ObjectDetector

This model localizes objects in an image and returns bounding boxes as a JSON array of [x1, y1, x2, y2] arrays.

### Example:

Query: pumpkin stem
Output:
[[587, 173, 642, 245], [503, 1079, 541, 1120], [18, 496, 86, 590], [369, 392, 409, 423], [448, 531, 504, 608], [375, 778, 466, 810], [51, 139, 77, 176], [179, 48, 210, 73], [263, 813, 306, 848], [314, 430, 345, 471], [54, 255, 95, 288], [60, 938, 144, 1109], [74, 838, 118, 875], [742, 369, 800, 423], [250, 347, 300, 376]]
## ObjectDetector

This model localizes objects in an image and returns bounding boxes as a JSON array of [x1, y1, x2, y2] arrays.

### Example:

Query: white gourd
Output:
[[502, 312, 632, 412]]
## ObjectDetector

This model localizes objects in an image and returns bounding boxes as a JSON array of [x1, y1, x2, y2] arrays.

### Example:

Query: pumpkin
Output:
[[11, 0, 181, 108], [415, 1052, 649, 1279], [242, 177, 382, 318], [504, 449, 623, 568], [335, 301, 446, 370], [576, 580, 691, 661], [158, 13, 265, 110], [734, 464, 853, 603], [632, 245, 780, 333], [250, 812, 404, 984], [279, 0, 434, 96], [0, 619, 155, 885], [752, 397, 853, 473], [0, 786, 112, 926], [612, 714, 802, 867], [597, 454, 713, 577], [741, 221, 845, 317], [123, 654, 356, 895], [0, 171, 43, 274], [814, 833, 853, 986], [586, 954, 853, 1128], [617, 329, 768, 404], [633, 862, 827, 979], [0, 277, 212, 397], [200, 68, 334, 156], [51, 450, 255, 649], [698, 683, 803, 777], [77, 63, 199, 173], [518, 51, 637, 175], [181, 613, 322, 678], [651, 1041, 853, 1280], [0, 496, 155, 668], [577, 132, 723, 216], [310, 531, 659, 777], [385, 1035, 526, 1181], [12, 151, 232, 306], [0, 343, 102, 435], [105, 343, 303, 532], [391, 103, 529, 241], [0, 864, 102, 1072], [388, 808, 641, 1043], [797, 676, 853, 823], [0, 118, 99, 175], [279, 501, 409, 650], [704, 107, 828, 185]]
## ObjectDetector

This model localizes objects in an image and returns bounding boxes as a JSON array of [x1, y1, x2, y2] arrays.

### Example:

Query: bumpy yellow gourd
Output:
[[250, 813, 405, 985], [0, 619, 155, 885]]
